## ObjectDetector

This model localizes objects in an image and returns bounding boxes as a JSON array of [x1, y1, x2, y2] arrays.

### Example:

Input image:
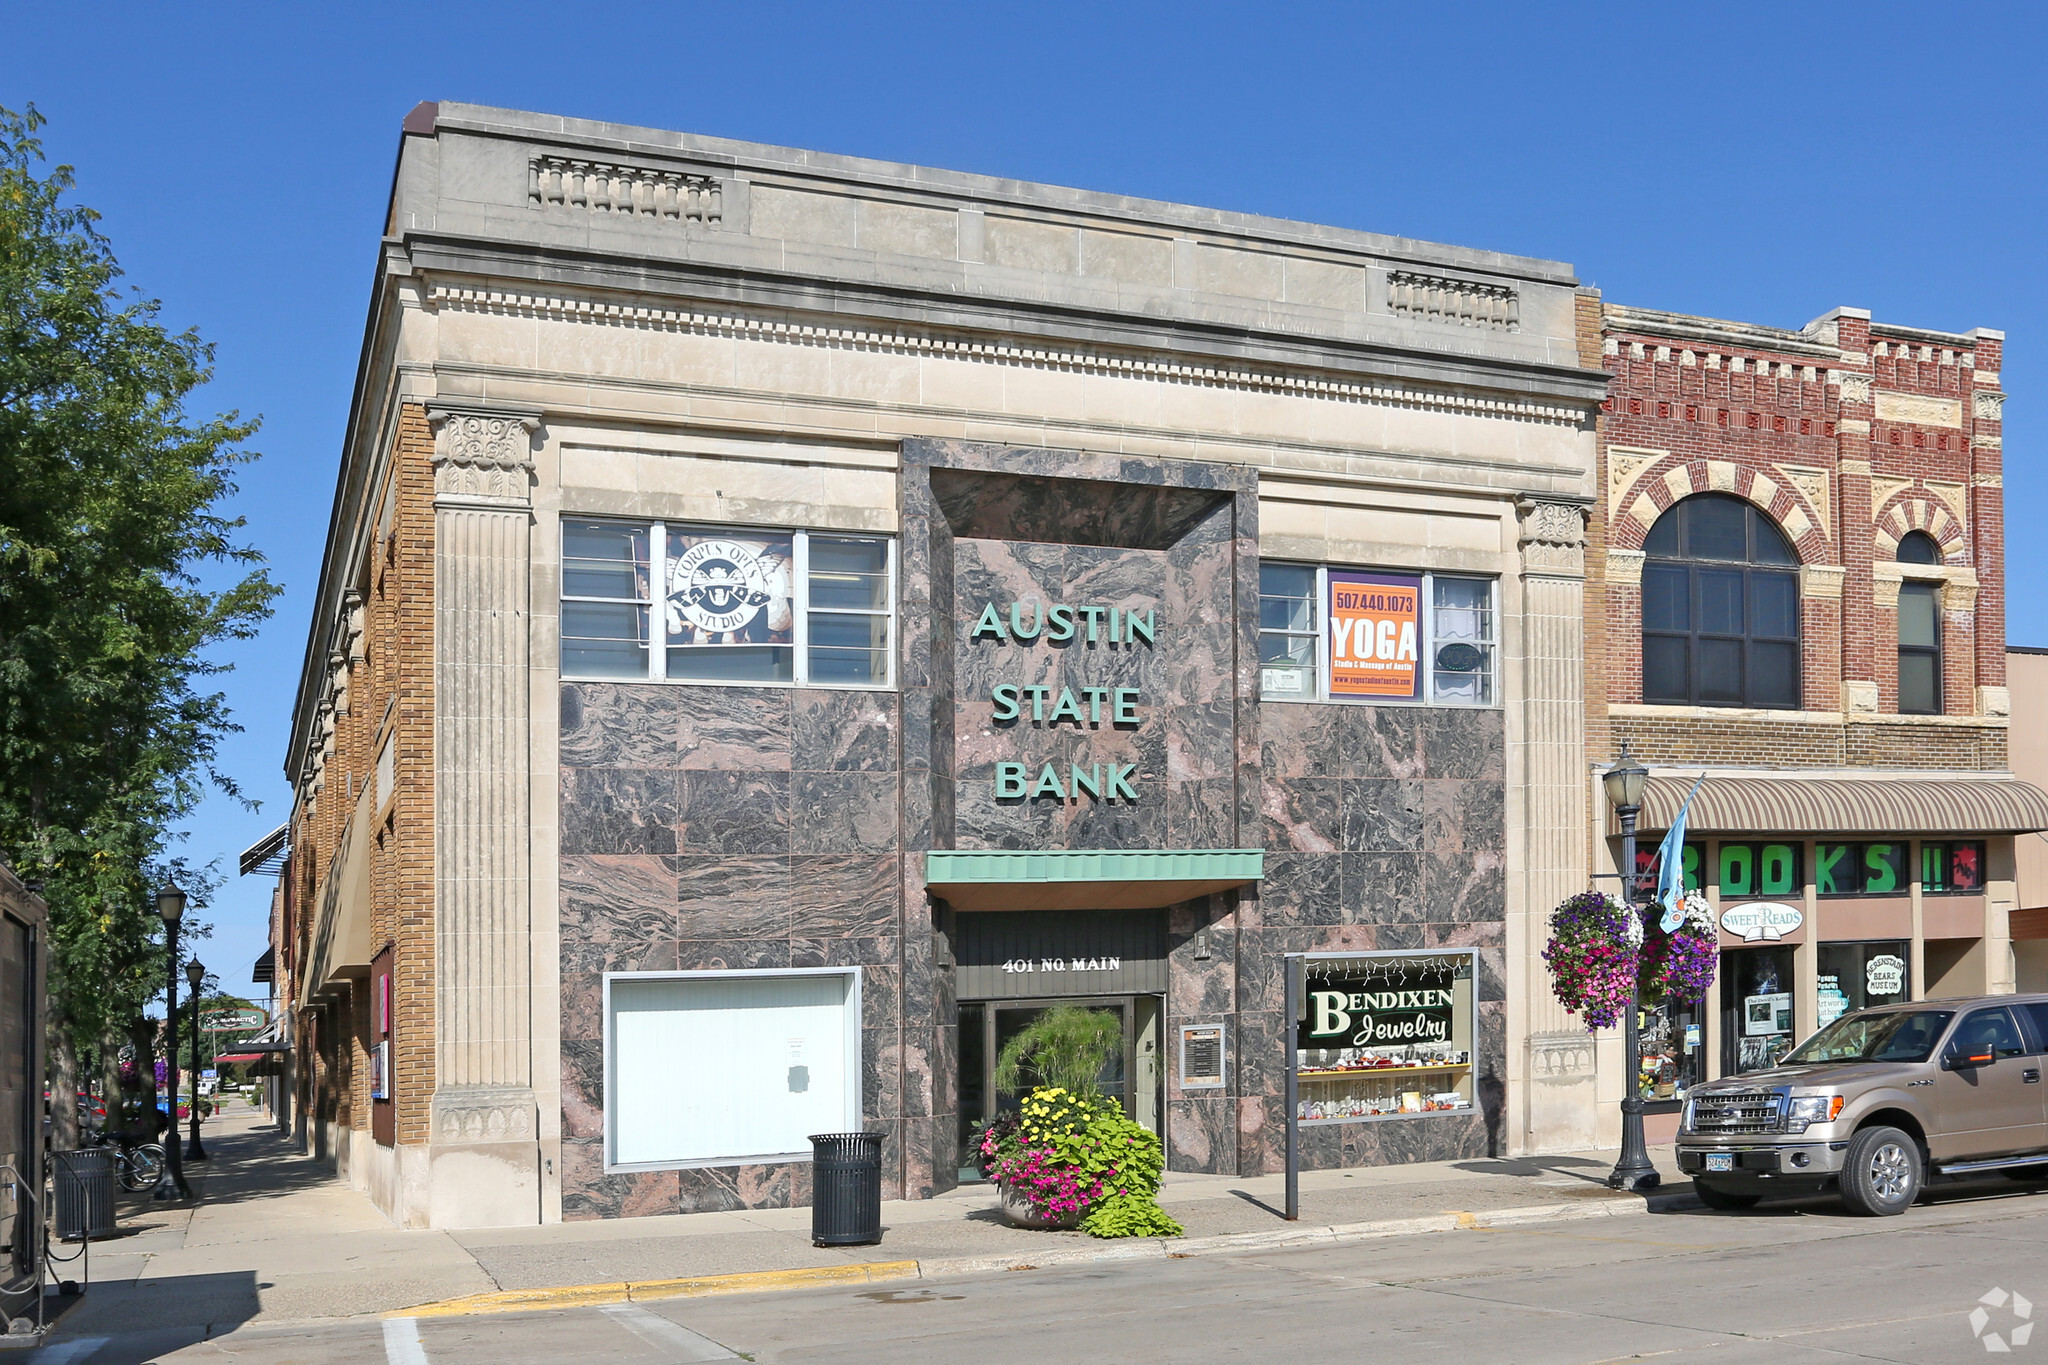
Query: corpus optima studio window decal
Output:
[[665, 534, 793, 643]]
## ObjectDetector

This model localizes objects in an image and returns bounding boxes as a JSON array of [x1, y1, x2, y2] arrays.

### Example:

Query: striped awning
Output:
[[1636, 776, 2048, 836]]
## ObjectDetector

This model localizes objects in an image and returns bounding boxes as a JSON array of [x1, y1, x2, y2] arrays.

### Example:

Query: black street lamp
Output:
[[1601, 746, 1660, 1192], [153, 882, 193, 1200], [185, 958, 208, 1163]]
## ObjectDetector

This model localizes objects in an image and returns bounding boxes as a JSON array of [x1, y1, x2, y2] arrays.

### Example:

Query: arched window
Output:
[[1641, 494, 1800, 708], [1897, 530, 1943, 565]]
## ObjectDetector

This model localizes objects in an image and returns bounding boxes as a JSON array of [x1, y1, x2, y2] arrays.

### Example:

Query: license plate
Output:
[[1704, 1153, 1734, 1172]]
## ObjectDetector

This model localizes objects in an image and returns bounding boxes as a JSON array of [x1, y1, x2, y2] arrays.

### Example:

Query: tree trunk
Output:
[[47, 1014, 79, 1151], [126, 1015, 159, 1143], [99, 1024, 124, 1139]]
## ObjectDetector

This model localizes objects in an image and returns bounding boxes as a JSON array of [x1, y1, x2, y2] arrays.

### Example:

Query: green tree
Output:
[[0, 104, 277, 1147]]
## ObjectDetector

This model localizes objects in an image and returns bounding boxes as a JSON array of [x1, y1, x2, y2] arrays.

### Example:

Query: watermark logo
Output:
[[1971, 1287, 2033, 1353]]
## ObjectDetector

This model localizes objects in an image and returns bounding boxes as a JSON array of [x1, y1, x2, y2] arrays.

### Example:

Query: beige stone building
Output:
[[266, 102, 1609, 1228]]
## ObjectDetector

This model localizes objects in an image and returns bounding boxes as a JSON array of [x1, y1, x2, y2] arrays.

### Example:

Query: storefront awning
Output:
[[1636, 776, 2048, 836], [926, 849, 1262, 913], [212, 1054, 266, 1065]]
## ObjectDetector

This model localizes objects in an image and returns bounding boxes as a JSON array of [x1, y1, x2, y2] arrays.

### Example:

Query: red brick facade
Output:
[[280, 401, 438, 1158], [1587, 300, 2008, 774]]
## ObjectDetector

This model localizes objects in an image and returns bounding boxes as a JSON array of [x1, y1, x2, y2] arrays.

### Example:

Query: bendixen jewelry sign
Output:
[[1301, 982, 1456, 1048], [973, 597, 1155, 803]]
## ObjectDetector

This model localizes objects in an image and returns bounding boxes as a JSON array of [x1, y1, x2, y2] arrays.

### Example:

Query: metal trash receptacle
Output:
[[51, 1148, 116, 1242], [808, 1131, 882, 1247]]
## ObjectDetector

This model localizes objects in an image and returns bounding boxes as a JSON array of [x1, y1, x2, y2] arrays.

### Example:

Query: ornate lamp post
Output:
[[153, 882, 193, 1200], [1602, 746, 1661, 1193], [185, 958, 208, 1162]]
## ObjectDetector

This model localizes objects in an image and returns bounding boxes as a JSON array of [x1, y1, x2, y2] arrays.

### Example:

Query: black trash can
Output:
[[51, 1148, 116, 1242], [809, 1131, 882, 1247]]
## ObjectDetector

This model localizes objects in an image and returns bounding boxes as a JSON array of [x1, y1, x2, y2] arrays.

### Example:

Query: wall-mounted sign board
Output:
[[1179, 1023, 1225, 1090]]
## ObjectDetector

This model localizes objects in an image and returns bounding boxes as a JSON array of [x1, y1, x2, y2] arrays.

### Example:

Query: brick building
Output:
[[1570, 296, 2048, 1147]]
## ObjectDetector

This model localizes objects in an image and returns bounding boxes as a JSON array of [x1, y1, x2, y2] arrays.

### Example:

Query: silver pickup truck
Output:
[[1675, 993, 2048, 1215]]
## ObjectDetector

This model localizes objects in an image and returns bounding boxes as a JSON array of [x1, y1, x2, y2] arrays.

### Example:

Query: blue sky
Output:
[[3, 3, 2041, 1003]]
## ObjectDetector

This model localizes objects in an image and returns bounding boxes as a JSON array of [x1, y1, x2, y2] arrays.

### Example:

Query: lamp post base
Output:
[[1606, 1162, 1663, 1192], [152, 1172, 192, 1200]]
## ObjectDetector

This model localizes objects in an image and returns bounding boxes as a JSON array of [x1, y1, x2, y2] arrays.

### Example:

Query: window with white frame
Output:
[[560, 520, 896, 687], [606, 970, 862, 1169], [1258, 562, 1497, 705]]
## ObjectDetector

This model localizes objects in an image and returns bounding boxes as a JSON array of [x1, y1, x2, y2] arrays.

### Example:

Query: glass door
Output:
[[956, 996, 1146, 1183]]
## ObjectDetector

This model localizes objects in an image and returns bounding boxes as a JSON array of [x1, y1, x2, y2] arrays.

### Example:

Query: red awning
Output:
[[212, 1053, 265, 1064]]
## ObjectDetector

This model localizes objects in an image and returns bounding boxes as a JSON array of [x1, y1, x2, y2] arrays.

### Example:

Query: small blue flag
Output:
[[1656, 775, 1706, 933]]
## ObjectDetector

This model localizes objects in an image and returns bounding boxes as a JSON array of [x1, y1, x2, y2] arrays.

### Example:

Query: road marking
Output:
[[600, 1302, 739, 1360], [383, 1316, 429, 1365], [31, 1338, 108, 1365]]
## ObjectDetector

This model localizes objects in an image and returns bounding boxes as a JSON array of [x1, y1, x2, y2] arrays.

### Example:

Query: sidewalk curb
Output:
[[395, 1189, 1693, 1320]]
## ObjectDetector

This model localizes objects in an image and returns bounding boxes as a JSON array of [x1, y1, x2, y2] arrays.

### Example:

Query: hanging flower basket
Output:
[[1541, 890, 1640, 1030], [1639, 890, 1718, 1007]]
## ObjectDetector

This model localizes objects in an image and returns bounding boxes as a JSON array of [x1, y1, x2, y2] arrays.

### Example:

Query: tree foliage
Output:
[[993, 1005, 1124, 1099], [0, 104, 277, 1125]]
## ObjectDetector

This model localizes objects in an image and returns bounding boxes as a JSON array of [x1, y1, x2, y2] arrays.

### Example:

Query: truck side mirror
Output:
[[1944, 1049, 1996, 1071]]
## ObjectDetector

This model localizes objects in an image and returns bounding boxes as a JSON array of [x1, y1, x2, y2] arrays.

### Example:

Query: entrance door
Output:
[[956, 995, 1161, 1183]]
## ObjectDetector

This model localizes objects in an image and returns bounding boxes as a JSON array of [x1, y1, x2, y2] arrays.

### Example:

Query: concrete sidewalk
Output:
[[52, 1108, 1688, 1335]]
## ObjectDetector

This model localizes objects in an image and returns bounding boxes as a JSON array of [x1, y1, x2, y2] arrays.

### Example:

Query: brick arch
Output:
[[1611, 457, 1832, 566], [1874, 491, 1967, 564]]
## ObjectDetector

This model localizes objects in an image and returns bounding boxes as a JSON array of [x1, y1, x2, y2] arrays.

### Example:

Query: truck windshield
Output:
[[1784, 1009, 1955, 1064]]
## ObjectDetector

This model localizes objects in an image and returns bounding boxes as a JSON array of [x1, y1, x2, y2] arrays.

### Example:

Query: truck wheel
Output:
[[1839, 1125, 1921, 1216], [1692, 1180, 1761, 1211]]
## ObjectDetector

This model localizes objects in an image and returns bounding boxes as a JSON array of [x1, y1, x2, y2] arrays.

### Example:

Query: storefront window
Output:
[[1817, 941, 1911, 1028], [1634, 840, 1703, 892], [1815, 841, 1910, 896], [1721, 945, 1796, 1074], [1294, 951, 1476, 1122], [1920, 841, 1986, 893], [605, 970, 861, 1169], [1638, 999, 1704, 1103], [1257, 562, 1497, 707], [561, 521, 896, 688], [1712, 842, 1802, 897]]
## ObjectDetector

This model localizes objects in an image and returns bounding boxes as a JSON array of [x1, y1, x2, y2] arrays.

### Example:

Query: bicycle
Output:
[[82, 1127, 167, 1193]]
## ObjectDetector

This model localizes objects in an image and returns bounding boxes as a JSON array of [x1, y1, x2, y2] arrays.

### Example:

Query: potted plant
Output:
[[968, 1006, 1181, 1238]]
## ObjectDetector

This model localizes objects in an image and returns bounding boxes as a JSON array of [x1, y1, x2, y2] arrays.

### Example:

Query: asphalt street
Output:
[[26, 1180, 2048, 1365]]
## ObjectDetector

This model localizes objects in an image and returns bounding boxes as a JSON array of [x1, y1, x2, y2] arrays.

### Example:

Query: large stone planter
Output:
[[999, 1183, 1082, 1230]]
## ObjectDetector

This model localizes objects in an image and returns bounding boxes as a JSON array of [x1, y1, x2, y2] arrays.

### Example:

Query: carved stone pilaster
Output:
[[1512, 496, 1592, 1047], [428, 401, 541, 1225]]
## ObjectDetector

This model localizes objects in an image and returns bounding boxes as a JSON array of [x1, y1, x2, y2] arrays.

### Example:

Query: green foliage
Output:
[[1047, 1104, 1166, 1201], [984, 1085, 1181, 1238], [0, 104, 276, 1079], [1079, 1192, 1184, 1239], [992, 1005, 1123, 1099]]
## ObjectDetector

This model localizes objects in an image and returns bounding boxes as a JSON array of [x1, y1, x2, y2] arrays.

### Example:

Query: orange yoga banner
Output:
[[1329, 571, 1421, 698]]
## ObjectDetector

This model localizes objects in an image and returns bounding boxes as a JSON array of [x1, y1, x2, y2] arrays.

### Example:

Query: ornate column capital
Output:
[[1515, 498, 1589, 575], [427, 403, 542, 508]]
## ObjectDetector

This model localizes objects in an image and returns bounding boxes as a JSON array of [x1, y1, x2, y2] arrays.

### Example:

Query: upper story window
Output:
[[1897, 582, 1941, 714], [560, 520, 895, 688], [1257, 563, 1496, 705], [1897, 530, 1943, 565], [1641, 494, 1800, 709], [1894, 531, 1944, 714]]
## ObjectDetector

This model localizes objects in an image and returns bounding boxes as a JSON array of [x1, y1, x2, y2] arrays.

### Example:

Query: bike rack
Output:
[[0, 1161, 55, 1342]]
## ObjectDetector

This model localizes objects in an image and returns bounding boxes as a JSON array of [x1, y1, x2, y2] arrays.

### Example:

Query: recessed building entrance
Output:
[[950, 909, 1169, 1183]]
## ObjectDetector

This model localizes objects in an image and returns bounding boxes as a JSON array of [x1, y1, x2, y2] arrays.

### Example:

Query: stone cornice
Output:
[[425, 280, 1595, 429]]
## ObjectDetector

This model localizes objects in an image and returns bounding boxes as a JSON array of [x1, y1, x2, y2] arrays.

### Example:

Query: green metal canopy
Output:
[[924, 848, 1263, 912]]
